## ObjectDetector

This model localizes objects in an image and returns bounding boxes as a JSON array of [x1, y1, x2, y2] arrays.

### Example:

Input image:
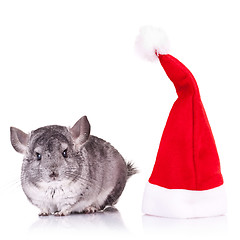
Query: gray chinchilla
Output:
[[10, 116, 137, 216]]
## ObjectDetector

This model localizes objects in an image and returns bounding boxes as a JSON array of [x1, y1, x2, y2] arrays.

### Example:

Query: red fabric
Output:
[[149, 54, 223, 190]]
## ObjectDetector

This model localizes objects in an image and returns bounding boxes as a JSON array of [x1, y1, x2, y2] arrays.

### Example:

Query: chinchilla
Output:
[[10, 116, 137, 216]]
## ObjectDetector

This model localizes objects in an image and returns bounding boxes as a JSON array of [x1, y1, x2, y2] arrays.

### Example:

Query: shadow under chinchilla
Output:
[[29, 207, 129, 236]]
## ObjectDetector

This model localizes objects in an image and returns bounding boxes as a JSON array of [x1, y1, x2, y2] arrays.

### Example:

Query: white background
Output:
[[0, 0, 239, 239]]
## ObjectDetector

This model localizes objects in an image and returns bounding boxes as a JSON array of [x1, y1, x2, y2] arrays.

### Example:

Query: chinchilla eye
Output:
[[36, 152, 41, 161], [62, 149, 68, 158]]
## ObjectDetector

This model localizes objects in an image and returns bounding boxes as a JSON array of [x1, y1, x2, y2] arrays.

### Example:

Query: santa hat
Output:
[[136, 26, 227, 218]]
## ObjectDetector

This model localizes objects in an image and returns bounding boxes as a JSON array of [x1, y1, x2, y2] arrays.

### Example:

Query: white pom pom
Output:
[[135, 26, 170, 61]]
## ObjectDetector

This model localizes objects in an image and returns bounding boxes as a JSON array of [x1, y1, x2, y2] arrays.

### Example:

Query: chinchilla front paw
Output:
[[39, 212, 50, 217], [54, 210, 71, 216]]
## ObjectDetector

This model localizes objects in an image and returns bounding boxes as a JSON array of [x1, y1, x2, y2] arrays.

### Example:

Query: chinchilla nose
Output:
[[49, 170, 59, 179], [49, 163, 59, 179]]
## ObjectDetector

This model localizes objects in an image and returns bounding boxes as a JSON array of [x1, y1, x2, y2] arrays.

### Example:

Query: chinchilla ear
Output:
[[70, 116, 90, 146], [10, 127, 29, 154]]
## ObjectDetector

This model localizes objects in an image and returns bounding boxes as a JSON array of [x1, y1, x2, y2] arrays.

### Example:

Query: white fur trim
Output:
[[142, 182, 227, 218], [135, 26, 169, 61]]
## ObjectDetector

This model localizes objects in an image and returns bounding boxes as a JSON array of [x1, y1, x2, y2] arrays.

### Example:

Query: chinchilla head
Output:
[[10, 116, 90, 185]]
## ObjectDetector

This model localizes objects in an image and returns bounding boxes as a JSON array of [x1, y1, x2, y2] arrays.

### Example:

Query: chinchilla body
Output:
[[10, 116, 137, 216]]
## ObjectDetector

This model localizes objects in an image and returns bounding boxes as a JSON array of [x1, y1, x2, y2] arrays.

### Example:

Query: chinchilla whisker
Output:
[[64, 172, 106, 191], [64, 171, 98, 183], [0, 178, 21, 192]]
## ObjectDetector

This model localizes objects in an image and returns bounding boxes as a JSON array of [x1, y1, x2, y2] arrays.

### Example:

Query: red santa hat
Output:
[[136, 26, 227, 218]]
